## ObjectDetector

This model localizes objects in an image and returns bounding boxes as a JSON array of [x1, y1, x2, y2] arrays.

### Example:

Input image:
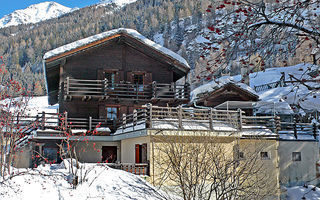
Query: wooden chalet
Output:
[[43, 28, 190, 133], [191, 82, 259, 115]]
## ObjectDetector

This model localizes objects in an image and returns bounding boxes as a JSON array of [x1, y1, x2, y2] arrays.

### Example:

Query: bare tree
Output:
[[151, 132, 278, 200], [196, 0, 320, 81]]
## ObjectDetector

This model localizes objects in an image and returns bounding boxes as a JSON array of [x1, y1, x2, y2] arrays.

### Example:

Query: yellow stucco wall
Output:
[[278, 140, 319, 186]]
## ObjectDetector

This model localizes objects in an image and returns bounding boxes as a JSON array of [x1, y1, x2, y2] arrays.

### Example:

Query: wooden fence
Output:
[[64, 77, 190, 101]]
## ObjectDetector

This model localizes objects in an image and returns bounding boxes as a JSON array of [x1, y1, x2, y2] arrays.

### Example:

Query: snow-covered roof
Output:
[[43, 28, 190, 72], [191, 76, 259, 102]]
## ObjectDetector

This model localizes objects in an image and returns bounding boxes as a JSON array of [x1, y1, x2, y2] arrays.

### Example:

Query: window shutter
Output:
[[127, 72, 133, 83], [135, 144, 140, 163]]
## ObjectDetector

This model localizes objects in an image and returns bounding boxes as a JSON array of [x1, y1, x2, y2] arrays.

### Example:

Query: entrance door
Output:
[[102, 146, 117, 163]]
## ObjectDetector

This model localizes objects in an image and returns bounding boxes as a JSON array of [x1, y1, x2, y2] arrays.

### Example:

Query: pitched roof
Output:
[[43, 28, 190, 73], [191, 77, 259, 102]]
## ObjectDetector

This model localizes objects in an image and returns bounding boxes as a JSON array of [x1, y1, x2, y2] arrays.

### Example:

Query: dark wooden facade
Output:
[[44, 29, 190, 132]]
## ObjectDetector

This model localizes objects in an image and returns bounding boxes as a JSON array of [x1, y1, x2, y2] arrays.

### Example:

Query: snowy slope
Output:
[[0, 2, 73, 29], [99, 0, 138, 7], [0, 161, 171, 200]]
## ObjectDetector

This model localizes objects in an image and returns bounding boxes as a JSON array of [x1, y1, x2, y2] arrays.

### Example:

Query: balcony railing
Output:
[[116, 105, 319, 138], [10, 106, 319, 139], [63, 77, 190, 101]]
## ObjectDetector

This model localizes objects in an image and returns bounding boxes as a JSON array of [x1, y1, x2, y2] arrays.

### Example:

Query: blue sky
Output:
[[0, 0, 99, 18]]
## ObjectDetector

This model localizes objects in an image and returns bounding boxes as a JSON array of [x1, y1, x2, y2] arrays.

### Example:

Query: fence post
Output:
[[41, 111, 45, 130], [237, 109, 242, 131], [89, 116, 92, 131], [178, 105, 183, 130], [209, 108, 213, 131]]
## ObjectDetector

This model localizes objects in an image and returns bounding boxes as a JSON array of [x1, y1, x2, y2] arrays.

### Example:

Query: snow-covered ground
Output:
[[26, 96, 58, 116], [0, 160, 170, 200], [286, 185, 320, 200]]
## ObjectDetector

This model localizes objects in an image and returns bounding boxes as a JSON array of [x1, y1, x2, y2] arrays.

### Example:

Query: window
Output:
[[133, 74, 144, 91], [238, 152, 245, 159], [292, 152, 301, 161], [133, 74, 144, 85], [106, 107, 118, 120], [105, 72, 115, 88], [260, 152, 270, 160]]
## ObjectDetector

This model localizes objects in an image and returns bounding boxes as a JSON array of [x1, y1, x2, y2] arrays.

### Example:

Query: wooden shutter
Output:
[[127, 72, 133, 83], [135, 144, 140, 163], [117, 70, 124, 83], [119, 106, 127, 118], [144, 73, 152, 85]]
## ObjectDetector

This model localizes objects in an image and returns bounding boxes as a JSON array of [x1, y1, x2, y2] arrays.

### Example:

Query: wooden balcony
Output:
[[63, 77, 190, 102]]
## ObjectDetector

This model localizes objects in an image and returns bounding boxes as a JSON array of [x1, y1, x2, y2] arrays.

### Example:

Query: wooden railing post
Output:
[[41, 111, 45, 130], [209, 108, 213, 131], [152, 81, 157, 99], [275, 116, 281, 134], [66, 77, 70, 96], [136, 83, 139, 99], [237, 109, 242, 131], [313, 123, 317, 139], [122, 114, 126, 133], [89, 116, 92, 131], [103, 78, 108, 96], [293, 119, 297, 139], [64, 112, 68, 130], [133, 109, 137, 130], [184, 83, 190, 99], [147, 104, 153, 128], [178, 105, 183, 130]]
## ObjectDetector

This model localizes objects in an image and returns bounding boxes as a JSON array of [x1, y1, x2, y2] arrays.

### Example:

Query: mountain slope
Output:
[[0, 1, 73, 28]]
